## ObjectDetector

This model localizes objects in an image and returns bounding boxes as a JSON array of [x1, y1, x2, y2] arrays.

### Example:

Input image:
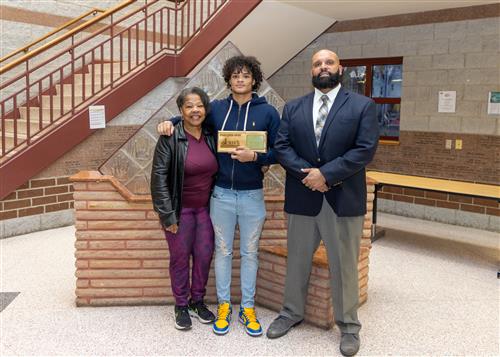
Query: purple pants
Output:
[[164, 206, 214, 307]]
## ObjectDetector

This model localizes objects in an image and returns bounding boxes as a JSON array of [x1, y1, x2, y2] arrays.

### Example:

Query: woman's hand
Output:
[[165, 223, 178, 234], [230, 146, 256, 163]]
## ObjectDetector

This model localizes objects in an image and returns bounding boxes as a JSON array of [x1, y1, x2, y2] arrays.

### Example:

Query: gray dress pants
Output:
[[279, 197, 364, 334]]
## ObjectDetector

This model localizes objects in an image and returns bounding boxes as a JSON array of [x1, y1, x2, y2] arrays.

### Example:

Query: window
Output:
[[341, 57, 403, 142]]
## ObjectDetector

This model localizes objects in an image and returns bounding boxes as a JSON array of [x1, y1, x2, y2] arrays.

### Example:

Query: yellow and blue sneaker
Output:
[[239, 306, 263, 336], [213, 302, 232, 335]]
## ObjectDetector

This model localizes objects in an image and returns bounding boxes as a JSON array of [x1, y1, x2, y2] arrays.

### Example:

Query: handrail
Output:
[[0, 0, 231, 159], [0, 8, 105, 65], [0, 0, 136, 74]]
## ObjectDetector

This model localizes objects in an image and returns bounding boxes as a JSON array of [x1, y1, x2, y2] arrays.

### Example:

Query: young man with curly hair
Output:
[[157, 55, 280, 337]]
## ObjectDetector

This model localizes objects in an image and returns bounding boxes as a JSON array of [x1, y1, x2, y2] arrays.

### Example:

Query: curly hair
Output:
[[222, 55, 263, 91]]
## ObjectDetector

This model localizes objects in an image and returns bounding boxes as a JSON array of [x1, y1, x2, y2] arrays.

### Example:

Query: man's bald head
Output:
[[311, 49, 342, 92], [312, 49, 339, 67]]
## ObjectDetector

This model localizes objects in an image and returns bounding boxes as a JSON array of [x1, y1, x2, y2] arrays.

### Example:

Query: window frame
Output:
[[341, 56, 403, 143]]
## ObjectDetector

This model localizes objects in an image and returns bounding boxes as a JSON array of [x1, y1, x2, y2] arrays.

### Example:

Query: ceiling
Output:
[[278, 0, 498, 21]]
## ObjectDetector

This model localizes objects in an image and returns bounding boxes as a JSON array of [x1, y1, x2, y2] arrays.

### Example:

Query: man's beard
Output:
[[312, 70, 341, 90]]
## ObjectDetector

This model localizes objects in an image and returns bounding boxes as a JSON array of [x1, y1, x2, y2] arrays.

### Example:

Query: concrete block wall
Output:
[[269, 17, 499, 136]]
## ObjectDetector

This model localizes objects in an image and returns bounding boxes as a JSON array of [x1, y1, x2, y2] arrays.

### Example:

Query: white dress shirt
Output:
[[312, 84, 341, 131]]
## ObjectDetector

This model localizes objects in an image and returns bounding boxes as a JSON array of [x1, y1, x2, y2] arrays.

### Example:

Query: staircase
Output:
[[1, 61, 130, 155], [0, 0, 262, 199]]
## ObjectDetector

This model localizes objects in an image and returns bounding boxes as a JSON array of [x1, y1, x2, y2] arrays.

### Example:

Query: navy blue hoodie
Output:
[[172, 93, 280, 190]]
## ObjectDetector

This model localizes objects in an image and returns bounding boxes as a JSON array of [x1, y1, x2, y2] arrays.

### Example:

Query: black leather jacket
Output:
[[151, 121, 217, 228]]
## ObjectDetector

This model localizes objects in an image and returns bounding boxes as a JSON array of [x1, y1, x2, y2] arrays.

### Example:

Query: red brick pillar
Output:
[[71, 170, 374, 311]]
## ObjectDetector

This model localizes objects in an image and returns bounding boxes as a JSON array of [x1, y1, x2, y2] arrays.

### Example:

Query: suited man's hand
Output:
[[316, 184, 330, 193], [301, 168, 327, 191]]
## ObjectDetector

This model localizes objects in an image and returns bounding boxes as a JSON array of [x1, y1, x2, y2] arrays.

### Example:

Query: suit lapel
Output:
[[319, 87, 349, 149], [301, 92, 317, 150]]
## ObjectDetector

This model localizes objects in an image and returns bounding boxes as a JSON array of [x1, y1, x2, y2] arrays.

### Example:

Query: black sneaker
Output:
[[188, 299, 216, 323], [174, 305, 192, 330]]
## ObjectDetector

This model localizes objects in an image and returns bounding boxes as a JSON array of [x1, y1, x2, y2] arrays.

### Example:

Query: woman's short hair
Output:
[[176, 87, 210, 114], [222, 55, 263, 91]]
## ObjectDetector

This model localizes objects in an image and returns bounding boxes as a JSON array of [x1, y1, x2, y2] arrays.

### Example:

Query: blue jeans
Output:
[[210, 186, 266, 308]]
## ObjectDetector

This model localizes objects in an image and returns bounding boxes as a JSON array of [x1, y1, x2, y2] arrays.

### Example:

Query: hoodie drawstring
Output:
[[221, 100, 234, 131], [221, 99, 251, 131], [242, 101, 251, 131]]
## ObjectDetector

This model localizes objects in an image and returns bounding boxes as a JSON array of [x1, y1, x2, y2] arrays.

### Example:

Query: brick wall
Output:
[[369, 131, 499, 185], [72, 171, 375, 309], [377, 184, 499, 232], [0, 176, 74, 221], [379, 185, 499, 216], [71, 171, 291, 306]]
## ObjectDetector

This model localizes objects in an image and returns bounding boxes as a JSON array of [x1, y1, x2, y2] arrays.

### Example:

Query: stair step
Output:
[[3, 118, 47, 134], [56, 76, 112, 95], [0, 130, 27, 142], [55, 83, 106, 96], [0, 130, 28, 153], [74, 73, 112, 86], [19, 107, 66, 121], [41, 94, 84, 109], [89, 62, 132, 75]]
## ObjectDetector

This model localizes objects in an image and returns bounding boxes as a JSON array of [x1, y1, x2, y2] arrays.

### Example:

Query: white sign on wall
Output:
[[438, 91, 456, 113], [89, 105, 106, 129]]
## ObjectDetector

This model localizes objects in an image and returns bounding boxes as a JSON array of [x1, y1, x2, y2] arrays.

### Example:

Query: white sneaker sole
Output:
[[212, 325, 230, 335], [189, 310, 214, 324], [174, 322, 191, 330], [239, 316, 263, 337]]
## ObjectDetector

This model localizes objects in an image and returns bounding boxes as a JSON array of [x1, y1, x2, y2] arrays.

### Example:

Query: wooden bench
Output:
[[366, 171, 500, 240]]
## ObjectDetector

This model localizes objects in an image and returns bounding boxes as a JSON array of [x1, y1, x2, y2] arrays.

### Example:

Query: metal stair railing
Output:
[[0, 0, 228, 158]]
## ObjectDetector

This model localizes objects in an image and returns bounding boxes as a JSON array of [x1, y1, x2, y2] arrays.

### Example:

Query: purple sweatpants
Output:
[[164, 206, 214, 307]]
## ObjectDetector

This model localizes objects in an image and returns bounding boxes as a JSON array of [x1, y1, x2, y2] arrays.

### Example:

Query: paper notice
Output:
[[89, 105, 106, 129], [438, 91, 456, 113]]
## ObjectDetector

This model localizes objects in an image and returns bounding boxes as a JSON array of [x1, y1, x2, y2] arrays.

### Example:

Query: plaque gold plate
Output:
[[217, 131, 267, 153]]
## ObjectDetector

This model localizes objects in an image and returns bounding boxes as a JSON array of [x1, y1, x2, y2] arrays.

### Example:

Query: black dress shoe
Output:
[[340, 333, 360, 356], [266, 315, 302, 339]]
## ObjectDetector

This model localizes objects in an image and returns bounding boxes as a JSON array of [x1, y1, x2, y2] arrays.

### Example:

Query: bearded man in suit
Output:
[[266, 49, 379, 357]]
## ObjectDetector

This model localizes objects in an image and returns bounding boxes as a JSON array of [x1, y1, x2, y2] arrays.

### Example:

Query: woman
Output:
[[151, 87, 218, 330]]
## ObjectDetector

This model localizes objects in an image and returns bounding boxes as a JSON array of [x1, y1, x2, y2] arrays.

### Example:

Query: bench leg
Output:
[[371, 183, 385, 242]]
